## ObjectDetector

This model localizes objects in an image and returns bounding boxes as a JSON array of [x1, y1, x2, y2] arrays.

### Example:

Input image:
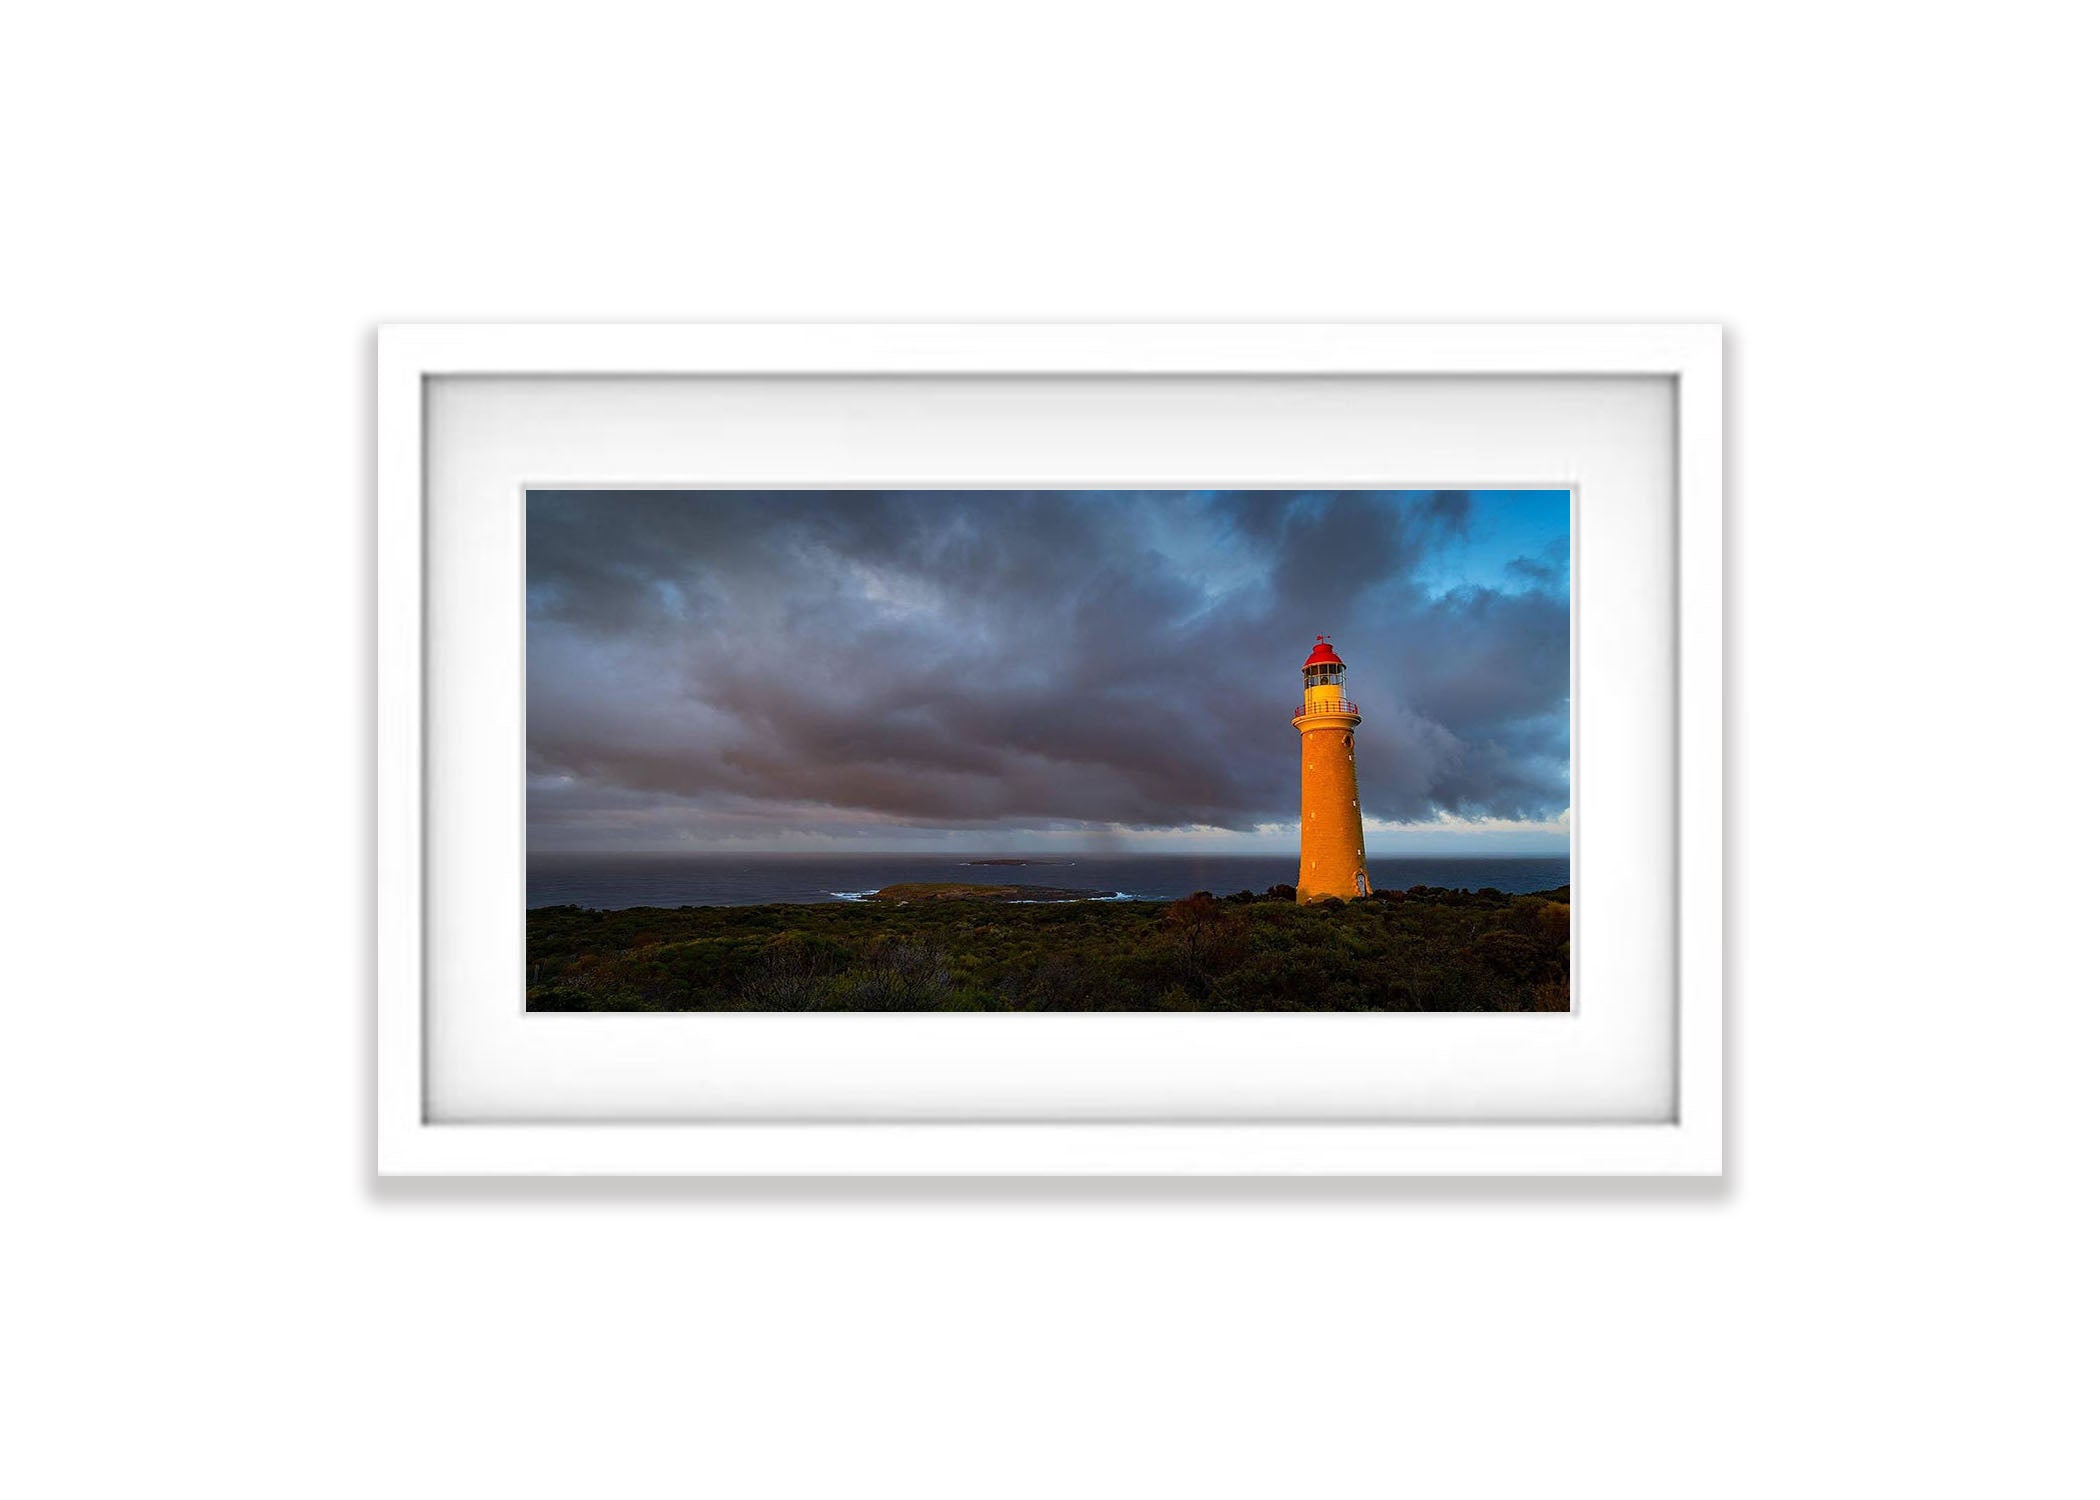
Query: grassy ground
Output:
[[527, 884, 1572, 1012]]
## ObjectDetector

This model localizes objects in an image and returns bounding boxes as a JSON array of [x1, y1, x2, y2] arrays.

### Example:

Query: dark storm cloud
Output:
[[527, 490, 1570, 846]]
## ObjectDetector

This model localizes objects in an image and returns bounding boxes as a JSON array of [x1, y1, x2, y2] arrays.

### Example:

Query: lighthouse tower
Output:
[[1293, 635, 1371, 903]]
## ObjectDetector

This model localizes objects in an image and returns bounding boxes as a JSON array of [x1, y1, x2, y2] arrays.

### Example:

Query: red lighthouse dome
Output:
[[1302, 635, 1345, 670]]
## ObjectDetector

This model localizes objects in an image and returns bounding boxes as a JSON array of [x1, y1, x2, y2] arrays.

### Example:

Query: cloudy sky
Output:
[[527, 489, 1571, 853]]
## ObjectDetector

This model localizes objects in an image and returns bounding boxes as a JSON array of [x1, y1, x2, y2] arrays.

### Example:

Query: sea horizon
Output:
[[528, 850, 1573, 910]]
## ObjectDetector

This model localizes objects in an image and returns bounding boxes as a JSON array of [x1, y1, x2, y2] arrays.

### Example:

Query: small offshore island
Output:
[[864, 881, 1116, 903], [528, 882, 1572, 1013]]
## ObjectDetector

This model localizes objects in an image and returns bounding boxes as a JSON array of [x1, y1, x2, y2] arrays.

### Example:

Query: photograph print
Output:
[[527, 488, 1571, 1011]]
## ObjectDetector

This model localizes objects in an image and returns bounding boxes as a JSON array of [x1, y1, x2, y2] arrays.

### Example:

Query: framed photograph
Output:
[[378, 324, 1722, 1175]]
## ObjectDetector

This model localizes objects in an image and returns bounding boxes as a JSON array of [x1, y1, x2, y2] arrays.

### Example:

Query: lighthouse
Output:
[[1293, 635, 1371, 903]]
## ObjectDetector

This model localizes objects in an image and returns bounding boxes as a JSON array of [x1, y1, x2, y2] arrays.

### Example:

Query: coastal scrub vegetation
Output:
[[527, 884, 1573, 1012]]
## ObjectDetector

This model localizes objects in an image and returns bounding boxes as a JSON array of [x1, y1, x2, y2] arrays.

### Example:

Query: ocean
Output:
[[527, 852, 1572, 910]]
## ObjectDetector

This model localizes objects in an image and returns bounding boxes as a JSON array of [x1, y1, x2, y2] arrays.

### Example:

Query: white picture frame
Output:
[[378, 323, 1723, 1176]]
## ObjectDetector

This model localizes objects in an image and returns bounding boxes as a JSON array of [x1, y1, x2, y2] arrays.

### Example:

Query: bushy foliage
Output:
[[526, 886, 1573, 1012]]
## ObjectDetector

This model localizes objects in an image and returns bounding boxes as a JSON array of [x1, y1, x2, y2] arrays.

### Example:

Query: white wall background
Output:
[[5, 3, 2093, 1496]]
